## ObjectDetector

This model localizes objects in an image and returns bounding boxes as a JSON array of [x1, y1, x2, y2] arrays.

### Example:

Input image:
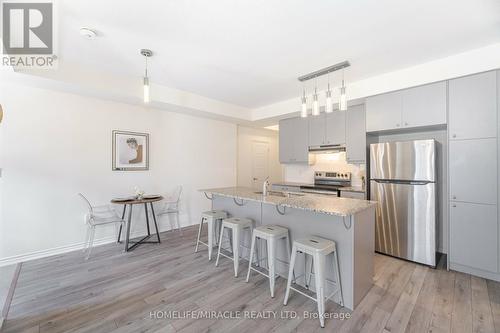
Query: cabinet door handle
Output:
[[452, 195, 456, 199], [452, 134, 456, 138], [404, 122, 408, 126], [452, 204, 456, 208]]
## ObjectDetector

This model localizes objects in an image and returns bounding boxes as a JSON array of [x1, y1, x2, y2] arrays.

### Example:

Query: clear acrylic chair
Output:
[[78, 193, 125, 260], [156, 186, 183, 234]]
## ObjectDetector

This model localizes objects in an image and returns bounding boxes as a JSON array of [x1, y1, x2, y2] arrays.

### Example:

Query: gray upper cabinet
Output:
[[294, 117, 309, 162], [449, 71, 497, 140], [366, 82, 447, 132], [279, 117, 294, 163], [326, 111, 346, 145], [346, 105, 366, 163], [449, 138, 497, 205], [366, 91, 402, 132], [402, 82, 447, 128], [279, 117, 309, 164], [308, 111, 346, 147], [309, 114, 326, 146]]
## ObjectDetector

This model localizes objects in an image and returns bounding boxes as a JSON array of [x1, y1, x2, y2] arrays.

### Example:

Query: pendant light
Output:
[[297, 61, 350, 115], [339, 68, 347, 111], [325, 75, 333, 113], [300, 87, 308, 118], [312, 78, 320, 116], [140, 49, 153, 104]]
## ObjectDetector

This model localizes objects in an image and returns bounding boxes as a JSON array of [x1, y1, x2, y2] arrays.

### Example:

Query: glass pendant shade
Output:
[[312, 90, 320, 116], [325, 89, 333, 113], [143, 76, 150, 103], [339, 82, 347, 111], [300, 95, 307, 118], [300, 88, 308, 118]]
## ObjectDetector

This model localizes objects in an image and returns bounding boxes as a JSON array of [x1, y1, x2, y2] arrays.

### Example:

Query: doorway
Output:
[[251, 141, 270, 190]]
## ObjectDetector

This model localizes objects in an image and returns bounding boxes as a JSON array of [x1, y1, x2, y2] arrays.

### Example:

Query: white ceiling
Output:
[[57, 0, 500, 108]]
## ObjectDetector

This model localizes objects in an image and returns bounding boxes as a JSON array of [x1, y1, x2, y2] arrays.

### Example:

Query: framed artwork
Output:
[[112, 130, 149, 171]]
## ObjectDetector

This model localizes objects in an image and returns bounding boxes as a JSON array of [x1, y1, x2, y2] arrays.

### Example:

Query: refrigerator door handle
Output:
[[408, 181, 433, 185], [372, 179, 392, 184], [372, 179, 433, 185]]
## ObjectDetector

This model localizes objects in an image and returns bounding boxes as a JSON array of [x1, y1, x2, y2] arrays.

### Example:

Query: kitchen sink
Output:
[[254, 191, 304, 198]]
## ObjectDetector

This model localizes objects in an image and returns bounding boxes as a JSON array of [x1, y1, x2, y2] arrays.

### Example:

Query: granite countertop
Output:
[[200, 187, 376, 217], [339, 186, 366, 193]]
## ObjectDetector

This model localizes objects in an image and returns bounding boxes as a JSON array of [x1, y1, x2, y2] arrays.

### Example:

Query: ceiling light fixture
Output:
[[79, 27, 97, 40], [312, 82, 320, 116], [339, 68, 347, 111], [325, 76, 333, 113], [140, 49, 153, 104], [298, 61, 350, 115], [300, 87, 308, 118]]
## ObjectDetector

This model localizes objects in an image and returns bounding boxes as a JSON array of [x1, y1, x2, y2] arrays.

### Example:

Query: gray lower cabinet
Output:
[[346, 105, 366, 163], [450, 201, 498, 273], [449, 71, 497, 140], [340, 191, 365, 199], [279, 117, 309, 163]]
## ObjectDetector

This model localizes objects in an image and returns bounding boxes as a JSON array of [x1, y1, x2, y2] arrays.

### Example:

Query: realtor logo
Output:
[[1, 0, 57, 68]]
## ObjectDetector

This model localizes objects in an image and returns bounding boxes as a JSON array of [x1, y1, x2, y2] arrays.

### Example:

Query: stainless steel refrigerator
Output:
[[370, 139, 437, 267]]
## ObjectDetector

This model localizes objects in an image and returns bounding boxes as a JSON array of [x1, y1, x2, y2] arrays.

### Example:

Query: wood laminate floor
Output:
[[3, 226, 500, 333]]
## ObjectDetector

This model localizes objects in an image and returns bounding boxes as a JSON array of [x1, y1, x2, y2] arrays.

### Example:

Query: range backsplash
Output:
[[283, 152, 366, 188]]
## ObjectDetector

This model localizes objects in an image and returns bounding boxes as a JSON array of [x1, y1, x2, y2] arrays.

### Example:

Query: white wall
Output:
[[237, 126, 282, 188], [0, 83, 237, 264]]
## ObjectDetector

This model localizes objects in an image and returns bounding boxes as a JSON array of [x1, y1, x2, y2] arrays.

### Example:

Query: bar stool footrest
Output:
[[197, 240, 209, 248], [249, 264, 280, 279], [326, 289, 342, 303], [218, 248, 235, 261], [290, 283, 317, 301]]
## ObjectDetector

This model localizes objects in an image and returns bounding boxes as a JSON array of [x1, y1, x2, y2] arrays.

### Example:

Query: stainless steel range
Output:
[[300, 171, 351, 196]]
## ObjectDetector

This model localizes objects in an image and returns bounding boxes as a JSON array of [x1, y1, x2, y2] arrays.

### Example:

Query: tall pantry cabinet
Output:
[[449, 70, 500, 280]]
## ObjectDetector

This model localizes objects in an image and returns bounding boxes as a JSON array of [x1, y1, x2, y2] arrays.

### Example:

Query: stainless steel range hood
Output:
[[308, 144, 346, 154]]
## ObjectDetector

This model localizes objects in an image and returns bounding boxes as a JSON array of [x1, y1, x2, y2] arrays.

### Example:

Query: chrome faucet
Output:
[[262, 177, 270, 196]]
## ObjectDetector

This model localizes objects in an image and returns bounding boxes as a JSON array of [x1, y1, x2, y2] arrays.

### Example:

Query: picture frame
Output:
[[112, 130, 149, 171]]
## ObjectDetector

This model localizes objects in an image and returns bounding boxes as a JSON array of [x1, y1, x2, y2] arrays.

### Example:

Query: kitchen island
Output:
[[201, 187, 376, 310]]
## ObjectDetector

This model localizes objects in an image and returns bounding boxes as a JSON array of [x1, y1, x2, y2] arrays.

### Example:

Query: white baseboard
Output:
[[450, 262, 500, 282], [0, 222, 193, 268]]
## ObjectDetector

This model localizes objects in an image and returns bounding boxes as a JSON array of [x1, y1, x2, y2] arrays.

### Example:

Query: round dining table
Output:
[[111, 196, 164, 252]]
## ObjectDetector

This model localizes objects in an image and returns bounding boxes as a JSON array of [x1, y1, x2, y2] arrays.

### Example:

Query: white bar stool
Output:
[[195, 210, 228, 260], [283, 236, 343, 328], [215, 217, 253, 277], [246, 225, 292, 298]]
